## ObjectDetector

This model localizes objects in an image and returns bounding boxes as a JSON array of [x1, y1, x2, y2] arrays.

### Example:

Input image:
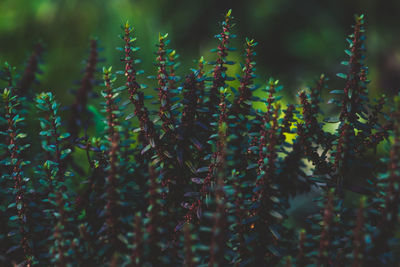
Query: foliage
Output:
[[0, 10, 399, 266]]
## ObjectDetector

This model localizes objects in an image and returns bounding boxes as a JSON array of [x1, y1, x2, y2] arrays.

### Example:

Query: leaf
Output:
[[6, 245, 20, 254], [348, 89, 353, 99], [125, 113, 135, 120], [336, 73, 347, 79], [267, 245, 281, 257], [177, 150, 183, 166], [59, 133, 70, 140], [196, 166, 209, 173], [39, 130, 50, 136], [115, 85, 127, 92], [197, 206, 202, 219], [247, 163, 258, 170], [190, 138, 202, 150], [248, 146, 258, 152], [9, 215, 19, 221], [118, 234, 129, 245], [191, 177, 204, 184], [181, 202, 191, 209], [141, 144, 151, 155], [175, 222, 185, 232], [269, 210, 283, 220], [185, 161, 197, 174], [269, 226, 281, 240], [61, 149, 72, 159], [330, 90, 344, 94], [149, 138, 155, 148], [327, 98, 338, 104], [347, 103, 352, 113], [163, 151, 173, 158], [16, 133, 27, 139]]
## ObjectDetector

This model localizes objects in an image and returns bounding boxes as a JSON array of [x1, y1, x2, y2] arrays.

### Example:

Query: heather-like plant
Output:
[[0, 10, 399, 267]]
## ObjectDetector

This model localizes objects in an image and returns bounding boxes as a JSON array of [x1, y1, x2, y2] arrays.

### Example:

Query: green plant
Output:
[[0, 10, 399, 266]]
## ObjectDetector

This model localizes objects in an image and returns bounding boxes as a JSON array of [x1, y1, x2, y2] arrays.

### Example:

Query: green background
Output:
[[0, 0, 399, 103]]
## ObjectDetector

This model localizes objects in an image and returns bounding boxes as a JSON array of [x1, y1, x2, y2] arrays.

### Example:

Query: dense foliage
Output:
[[0, 10, 399, 266]]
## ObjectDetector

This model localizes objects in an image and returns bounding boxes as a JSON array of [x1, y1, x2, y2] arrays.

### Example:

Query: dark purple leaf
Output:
[[191, 177, 204, 184]]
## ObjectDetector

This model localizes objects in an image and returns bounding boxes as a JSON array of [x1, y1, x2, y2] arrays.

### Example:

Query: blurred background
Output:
[[0, 0, 399, 104]]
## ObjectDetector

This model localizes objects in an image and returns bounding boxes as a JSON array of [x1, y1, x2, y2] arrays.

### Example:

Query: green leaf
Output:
[[60, 149, 71, 159], [330, 90, 344, 94], [59, 133, 70, 140], [9, 215, 19, 221], [347, 103, 352, 113], [269, 210, 283, 220], [125, 113, 135, 120], [196, 167, 209, 173], [16, 133, 27, 139], [348, 89, 353, 99]]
